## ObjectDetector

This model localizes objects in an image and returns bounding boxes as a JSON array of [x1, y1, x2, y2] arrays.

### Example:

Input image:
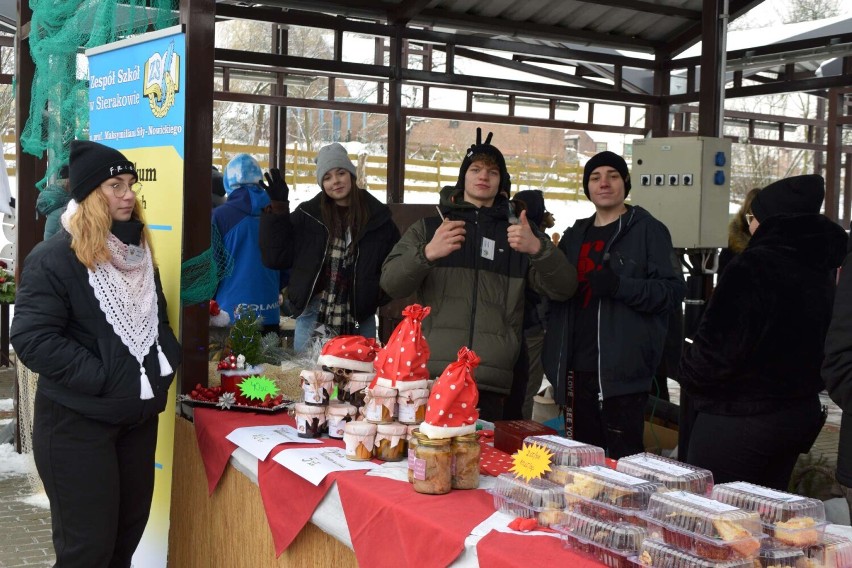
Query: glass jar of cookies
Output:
[[412, 436, 452, 495], [451, 433, 481, 489]]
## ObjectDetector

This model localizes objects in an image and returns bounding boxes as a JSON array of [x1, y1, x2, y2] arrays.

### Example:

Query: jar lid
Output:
[[300, 369, 334, 382], [376, 422, 407, 435], [348, 372, 375, 386], [418, 436, 452, 447], [344, 420, 378, 435], [293, 402, 327, 415], [368, 385, 398, 397], [326, 402, 357, 417], [453, 433, 478, 442]]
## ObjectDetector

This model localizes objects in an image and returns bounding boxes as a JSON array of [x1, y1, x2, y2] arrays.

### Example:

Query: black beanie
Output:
[[513, 190, 545, 227], [456, 128, 511, 196], [751, 174, 824, 223], [69, 140, 137, 202], [582, 151, 631, 199]]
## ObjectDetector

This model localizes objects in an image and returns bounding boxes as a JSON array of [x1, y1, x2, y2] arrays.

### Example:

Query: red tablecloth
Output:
[[194, 408, 351, 556], [476, 531, 603, 568], [337, 474, 495, 568], [193, 408, 288, 495]]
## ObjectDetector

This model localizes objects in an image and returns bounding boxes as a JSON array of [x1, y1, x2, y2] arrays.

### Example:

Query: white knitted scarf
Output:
[[61, 200, 172, 399]]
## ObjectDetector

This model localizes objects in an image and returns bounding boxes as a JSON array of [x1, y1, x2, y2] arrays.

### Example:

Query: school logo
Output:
[[142, 41, 181, 119]]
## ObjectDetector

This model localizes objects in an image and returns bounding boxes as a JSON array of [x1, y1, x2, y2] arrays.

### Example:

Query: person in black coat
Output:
[[822, 231, 852, 518], [679, 174, 845, 490], [10, 140, 182, 567], [542, 151, 686, 459], [259, 143, 400, 352]]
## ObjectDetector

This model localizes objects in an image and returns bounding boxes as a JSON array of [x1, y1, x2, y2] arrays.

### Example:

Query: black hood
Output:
[[748, 213, 846, 271]]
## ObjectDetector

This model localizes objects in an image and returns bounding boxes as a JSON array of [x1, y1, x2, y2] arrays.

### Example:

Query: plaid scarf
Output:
[[316, 234, 356, 336]]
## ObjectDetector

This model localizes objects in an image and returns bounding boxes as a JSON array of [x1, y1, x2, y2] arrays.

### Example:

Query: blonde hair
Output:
[[69, 189, 154, 269]]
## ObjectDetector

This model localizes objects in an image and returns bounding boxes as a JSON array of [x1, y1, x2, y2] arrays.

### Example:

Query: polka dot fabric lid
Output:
[[419, 347, 480, 439], [317, 335, 380, 372], [372, 304, 431, 392]]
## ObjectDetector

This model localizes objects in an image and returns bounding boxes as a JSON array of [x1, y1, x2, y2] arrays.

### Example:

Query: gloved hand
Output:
[[260, 168, 289, 202], [588, 259, 619, 298]]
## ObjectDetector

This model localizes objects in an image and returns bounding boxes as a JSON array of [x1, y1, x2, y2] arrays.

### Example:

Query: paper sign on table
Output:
[[226, 425, 321, 461], [273, 447, 378, 485]]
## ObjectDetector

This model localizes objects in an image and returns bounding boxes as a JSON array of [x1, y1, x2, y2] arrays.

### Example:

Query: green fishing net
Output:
[[21, 0, 178, 190], [180, 221, 234, 305]]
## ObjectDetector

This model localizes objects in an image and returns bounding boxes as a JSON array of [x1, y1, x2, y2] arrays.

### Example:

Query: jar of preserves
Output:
[[408, 429, 424, 484], [397, 388, 430, 425], [374, 422, 408, 462], [343, 420, 377, 461], [325, 402, 357, 439], [451, 433, 481, 489], [412, 436, 452, 495], [363, 385, 398, 424], [343, 372, 374, 408], [300, 369, 334, 406], [292, 403, 327, 438]]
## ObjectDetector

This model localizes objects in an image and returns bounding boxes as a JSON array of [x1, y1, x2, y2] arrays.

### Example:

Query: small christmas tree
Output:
[[225, 304, 287, 367]]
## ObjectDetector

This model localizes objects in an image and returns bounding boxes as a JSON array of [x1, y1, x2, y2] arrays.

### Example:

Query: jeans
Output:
[[294, 295, 377, 353]]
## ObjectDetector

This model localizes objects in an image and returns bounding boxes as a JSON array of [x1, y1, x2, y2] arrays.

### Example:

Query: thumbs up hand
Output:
[[507, 210, 542, 255]]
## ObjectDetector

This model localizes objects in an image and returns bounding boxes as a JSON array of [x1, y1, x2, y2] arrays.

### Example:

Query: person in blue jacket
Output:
[[213, 153, 281, 332], [260, 143, 400, 352]]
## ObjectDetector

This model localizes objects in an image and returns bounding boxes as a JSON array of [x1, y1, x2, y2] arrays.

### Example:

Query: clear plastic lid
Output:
[[637, 539, 755, 568], [616, 453, 714, 495], [555, 510, 646, 554], [711, 482, 826, 547], [487, 473, 565, 520], [756, 546, 806, 568], [524, 435, 606, 468], [562, 465, 661, 511], [641, 491, 764, 560], [805, 533, 852, 568]]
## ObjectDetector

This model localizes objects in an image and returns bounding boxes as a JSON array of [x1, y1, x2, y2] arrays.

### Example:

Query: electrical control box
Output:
[[629, 136, 731, 249]]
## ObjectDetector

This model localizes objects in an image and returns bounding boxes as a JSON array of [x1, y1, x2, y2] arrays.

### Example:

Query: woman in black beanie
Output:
[[11, 140, 182, 567], [678, 174, 845, 489]]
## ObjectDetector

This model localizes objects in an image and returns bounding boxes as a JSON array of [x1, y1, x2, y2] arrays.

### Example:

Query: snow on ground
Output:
[[0, 398, 12, 412], [0, 441, 37, 480]]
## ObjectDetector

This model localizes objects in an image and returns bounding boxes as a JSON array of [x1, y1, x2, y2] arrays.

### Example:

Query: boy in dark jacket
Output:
[[381, 129, 577, 420], [543, 151, 685, 459]]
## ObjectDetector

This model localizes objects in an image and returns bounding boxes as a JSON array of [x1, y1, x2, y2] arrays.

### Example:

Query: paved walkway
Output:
[[0, 365, 54, 568]]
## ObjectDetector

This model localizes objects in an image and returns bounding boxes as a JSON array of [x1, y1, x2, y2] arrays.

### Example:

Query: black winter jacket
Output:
[[259, 191, 400, 322], [10, 230, 182, 425], [822, 233, 852, 486], [680, 214, 846, 416], [543, 206, 686, 404]]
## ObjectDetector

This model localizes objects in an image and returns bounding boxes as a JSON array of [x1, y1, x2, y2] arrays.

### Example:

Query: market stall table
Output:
[[169, 408, 614, 567]]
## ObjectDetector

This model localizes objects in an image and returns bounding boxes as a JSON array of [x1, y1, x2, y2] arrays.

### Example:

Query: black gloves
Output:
[[588, 259, 619, 298], [260, 168, 289, 202]]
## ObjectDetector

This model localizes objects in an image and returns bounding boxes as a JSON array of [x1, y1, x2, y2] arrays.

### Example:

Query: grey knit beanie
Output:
[[315, 143, 356, 187]]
